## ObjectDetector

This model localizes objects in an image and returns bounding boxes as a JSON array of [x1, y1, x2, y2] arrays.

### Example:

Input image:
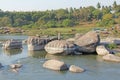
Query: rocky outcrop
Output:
[[2, 39, 22, 49], [103, 54, 120, 62], [96, 45, 110, 56], [69, 65, 84, 73], [45, 40, 75, 55], [75, 31, 100, 53], [101, 37, 120, 45], [27, 36, 46, 51], [43, 59, 68, 71], [27, 36, 58, 51]]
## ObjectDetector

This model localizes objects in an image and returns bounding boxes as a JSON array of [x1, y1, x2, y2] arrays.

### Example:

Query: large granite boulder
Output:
[[43, 59, 68, 71], [103, 54, 120, 62], [2, 39, 22, 49], [96, 45, 110, 56], [27, 36, 58, 51], [27, 36, 46, 51], [75, 31, 100, 53], [45, 40, 75, 55], [69, 65, 84, 73]]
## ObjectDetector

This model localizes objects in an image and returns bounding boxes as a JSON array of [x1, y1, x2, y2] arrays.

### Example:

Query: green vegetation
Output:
[[107, 43, 117, 49], [0, 1, 120, 29]]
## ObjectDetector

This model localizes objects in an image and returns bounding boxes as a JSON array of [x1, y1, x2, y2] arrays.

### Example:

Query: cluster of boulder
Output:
[[1, 31, 120, 73], [43, 59, 84, 73]]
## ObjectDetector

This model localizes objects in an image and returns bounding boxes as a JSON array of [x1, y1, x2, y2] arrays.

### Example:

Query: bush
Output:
[[107, 43, 117, 49]]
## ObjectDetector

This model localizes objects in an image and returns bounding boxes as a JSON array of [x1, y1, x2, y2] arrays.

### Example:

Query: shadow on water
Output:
[[3, 49, 22, 56]]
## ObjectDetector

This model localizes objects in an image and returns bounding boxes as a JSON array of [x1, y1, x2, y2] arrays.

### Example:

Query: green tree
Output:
[[97, 2, 101, 9]]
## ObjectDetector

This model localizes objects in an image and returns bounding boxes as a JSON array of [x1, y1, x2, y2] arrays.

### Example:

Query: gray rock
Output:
[[75, 31, 100, 53], [27, 36, 58, 51], [10, 64, 22, 69], [43, 59, 68, 71], [2, 39, 22, 49], [45, 40, 75, 55], [69, 65, 84, 73]]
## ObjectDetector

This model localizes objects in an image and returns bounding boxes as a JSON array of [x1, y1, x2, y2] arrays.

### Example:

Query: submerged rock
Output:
[[10, 64, 22, 69], [43, 59, 68, 71], [69, 65, 84, 73], [103, 54, 120, 62], [75, 31, 100, 53]]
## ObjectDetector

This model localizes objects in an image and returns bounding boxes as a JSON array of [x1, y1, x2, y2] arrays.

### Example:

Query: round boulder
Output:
[[45, 40, 75, 55], [43, 59, 68, 71], [96, 45, 110, 56], [69, 65, 84, 73], [75, 31, 100, 53]]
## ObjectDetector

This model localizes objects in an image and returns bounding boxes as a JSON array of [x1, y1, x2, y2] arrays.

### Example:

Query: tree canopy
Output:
[[0, 2, 120, 28]]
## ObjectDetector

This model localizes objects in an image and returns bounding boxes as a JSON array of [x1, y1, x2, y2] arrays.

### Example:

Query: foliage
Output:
[[0, 2, 120, 28], [107, 43, 117, 49]]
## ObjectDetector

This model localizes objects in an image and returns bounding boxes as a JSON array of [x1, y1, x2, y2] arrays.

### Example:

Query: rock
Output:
[[115, 53, 120, 57], [27, 36, 48, 51], [27, 36, 58, 51], [2, 39, 22, 49], [69, 65, 84, 73], [103, 54, 120, 62], [10, 64, 22, 69], [43, 59, 68, 71], [45, 40, 75, 55], [96, 45, 110, 56], [75, 31, 100, 53]]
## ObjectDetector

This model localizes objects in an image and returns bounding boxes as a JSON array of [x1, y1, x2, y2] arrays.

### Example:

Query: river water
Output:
[[0, 35, 120, 80]]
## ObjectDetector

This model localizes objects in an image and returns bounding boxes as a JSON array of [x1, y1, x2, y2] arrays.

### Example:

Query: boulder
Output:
[[10, 64, 22, 69], [43, 59, 68, 71], [27, 36, 58, 51], [96, 45, 110, 56], [45, 40, 75, 55], [27, 36, 48, 51], [103, 54, 120, 62], [2, 39, 22, 49], [69, 65, 84, 73], [75, 31, 100, 53]]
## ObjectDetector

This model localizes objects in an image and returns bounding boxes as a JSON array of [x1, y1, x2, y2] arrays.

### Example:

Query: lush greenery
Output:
[[0, 1, 120, 29]]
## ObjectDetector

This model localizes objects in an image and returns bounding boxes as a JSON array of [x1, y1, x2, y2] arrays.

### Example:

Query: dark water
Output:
[[0, 35, 120, 80]]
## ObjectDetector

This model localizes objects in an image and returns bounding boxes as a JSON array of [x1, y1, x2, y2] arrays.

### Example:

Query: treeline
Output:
[[0, 1, 120, 28]]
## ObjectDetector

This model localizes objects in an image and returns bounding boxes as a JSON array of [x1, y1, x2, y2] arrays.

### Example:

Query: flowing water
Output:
[[0, 35, 120, 80]]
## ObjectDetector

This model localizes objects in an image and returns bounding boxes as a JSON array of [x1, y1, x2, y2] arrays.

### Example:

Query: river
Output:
[[0, 35, 120, 80]]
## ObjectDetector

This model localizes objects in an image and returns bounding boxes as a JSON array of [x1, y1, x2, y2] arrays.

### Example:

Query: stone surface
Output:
[[10, 64, 22, 69], [43, 59, 68, 71], [2, 39, 22, 49], [96, 45, 110, 56], [69, 65, 84, 73], [27, 36, 58, 51], [103, 54, 120, 62], [75, 31, 100, 53], [45, 40, 75, 55]]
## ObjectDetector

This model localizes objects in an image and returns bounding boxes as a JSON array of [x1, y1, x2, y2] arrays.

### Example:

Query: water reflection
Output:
[[28, 50, 46, 58], [3, 49, 22, 56], [45, 54, 63, 60], [96, 55, 104, 62]]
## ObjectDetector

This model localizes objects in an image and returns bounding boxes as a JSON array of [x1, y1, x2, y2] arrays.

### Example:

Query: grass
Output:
[[23, 26, 95, 37]]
